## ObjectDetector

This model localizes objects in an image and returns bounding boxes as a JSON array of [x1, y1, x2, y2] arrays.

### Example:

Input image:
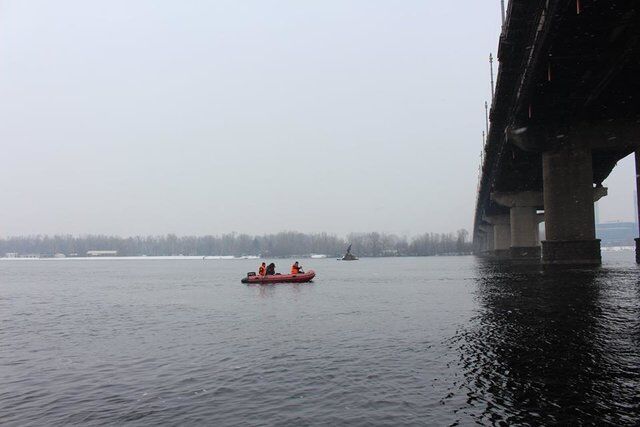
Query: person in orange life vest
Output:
[[291, 261, 304, 274], [258, 262, 266, 276]]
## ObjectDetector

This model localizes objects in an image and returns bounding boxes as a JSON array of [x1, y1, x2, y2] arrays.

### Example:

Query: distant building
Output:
[[5, 253, 18, 258], [87, 250, 118, 257], [596, 222, 637, 247]]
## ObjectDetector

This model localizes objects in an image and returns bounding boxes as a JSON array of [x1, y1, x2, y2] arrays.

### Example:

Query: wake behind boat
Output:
[[241, 270, 316, 284]]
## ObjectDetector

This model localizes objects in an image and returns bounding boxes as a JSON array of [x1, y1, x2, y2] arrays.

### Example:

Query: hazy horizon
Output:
[[1, 1, 637, 237]]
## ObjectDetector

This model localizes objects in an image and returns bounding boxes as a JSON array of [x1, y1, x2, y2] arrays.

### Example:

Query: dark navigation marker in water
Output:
[[340, 244, 359, 261]]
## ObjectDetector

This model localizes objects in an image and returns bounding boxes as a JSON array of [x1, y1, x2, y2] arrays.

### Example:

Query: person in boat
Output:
[[291, 261, 304, 274], [266, 263, 276, 275], [258, 262, 266, 276]]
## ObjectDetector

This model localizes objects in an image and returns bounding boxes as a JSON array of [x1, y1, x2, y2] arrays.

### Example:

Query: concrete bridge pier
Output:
[[491, 192, 543, 261], [479, 234, 488, 255], [636, 150, 640, 264], [486, 215, 511, 259], [479, 224, 495, 255], [541, 146, 602, 265], [510, 207, 543, 260], [474, 232, 484, 255]]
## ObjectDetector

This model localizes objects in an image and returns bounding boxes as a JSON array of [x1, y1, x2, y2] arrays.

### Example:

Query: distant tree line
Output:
[[0, 230, 471, 258]]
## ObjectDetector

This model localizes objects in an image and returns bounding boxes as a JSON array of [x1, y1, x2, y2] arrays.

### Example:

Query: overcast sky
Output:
[[0, 1, 636, 237]]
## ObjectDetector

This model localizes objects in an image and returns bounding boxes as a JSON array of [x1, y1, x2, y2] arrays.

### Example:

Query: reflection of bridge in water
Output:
[[473, 0, 640, 265], [450, 260, 640, 424]]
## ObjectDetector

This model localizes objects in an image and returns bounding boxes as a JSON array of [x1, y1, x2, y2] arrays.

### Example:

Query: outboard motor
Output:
[[241, 272, 256, 284]]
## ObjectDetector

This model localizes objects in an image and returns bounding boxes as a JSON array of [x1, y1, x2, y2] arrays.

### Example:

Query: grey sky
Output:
[[0, 1, 635, 237]]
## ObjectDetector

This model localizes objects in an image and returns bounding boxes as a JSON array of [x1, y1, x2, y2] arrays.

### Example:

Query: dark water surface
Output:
[[2, 254, 640, 425]]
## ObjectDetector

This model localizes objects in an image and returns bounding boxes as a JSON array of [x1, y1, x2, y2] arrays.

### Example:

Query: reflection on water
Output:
[[251, 282, 311, 299], [450, 260, 640, 425]]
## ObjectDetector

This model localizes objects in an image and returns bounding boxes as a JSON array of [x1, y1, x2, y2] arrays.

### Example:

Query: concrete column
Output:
[[478, 234, 486, 254], [636, 150, 640, 263], [491, 191, 543, 261], [480, 234, 488, 254], [486, 215, 511, 258], [494, 224, 511, 256], [542, 146, 601, 265], [473, 234, 482, 255], [479, 225, 495, 253], [510, 206, 542, 259]]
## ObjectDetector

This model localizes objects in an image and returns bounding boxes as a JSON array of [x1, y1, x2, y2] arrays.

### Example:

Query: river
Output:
[[1, 254, 639, 425]]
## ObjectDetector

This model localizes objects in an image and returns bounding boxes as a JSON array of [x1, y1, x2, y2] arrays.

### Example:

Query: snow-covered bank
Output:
[[601, 246, 634, 252]]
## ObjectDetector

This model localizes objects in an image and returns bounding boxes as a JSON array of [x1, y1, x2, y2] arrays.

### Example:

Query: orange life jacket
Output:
[[291, 264, 299, 274], [259, 265, 266, 275]]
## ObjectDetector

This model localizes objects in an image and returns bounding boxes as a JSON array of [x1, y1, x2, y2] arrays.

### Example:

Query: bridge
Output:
[[473, 0, 640, 265]]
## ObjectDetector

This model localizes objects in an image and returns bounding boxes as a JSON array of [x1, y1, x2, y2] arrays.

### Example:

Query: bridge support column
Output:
[[636, 150, 640, 264], [480, 234, 489, 254], [479, 225, 495, 254], [491, 191, 543, 261], [478, 234, 487, 255], [510, 206, 542, 260], [486, 215, 511, 258], [542, 146, 601, 265]]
